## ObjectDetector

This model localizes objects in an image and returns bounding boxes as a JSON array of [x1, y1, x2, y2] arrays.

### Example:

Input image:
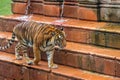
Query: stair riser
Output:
[[31, 3, 43, 15], [0, 18, 91, 44], [31, 0, 43, 2], [64, 27, 91, 44], [12, 1, 120, 22], [100, 4, 120, 22], [0, 61, 76, 80], [11, 2, 99, 21], [1, 18, 120, 49], [0, 19, 21, 32], [0, 38, 119, 77], [43, 2, 61, 17], [12, 0, 28, 2], [35, 50, 120, 77], [12, 2, 27, 14], [90, 31, 120, 49], [78, 0, 120, 4]]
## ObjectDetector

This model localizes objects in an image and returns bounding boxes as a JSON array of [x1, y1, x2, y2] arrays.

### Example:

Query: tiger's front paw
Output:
[[27, 60, 34, 65], [16, 55, 22, 60], [49, 64, 58, 69]]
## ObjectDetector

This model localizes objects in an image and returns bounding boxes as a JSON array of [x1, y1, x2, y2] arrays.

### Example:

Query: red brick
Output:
[[78, 5, 98, 21], [106, 33, 120, 49], [77, 54, 83, 68], [4, 78, 13, 80], [12, 0, 28, 2], [100, 5, 120, 22], [100, 0, 120, 4], [0, 62, 22, 79], [80, 54, 95, 71], [0, 19, 9, 32], [22, 67, 29, 80], [66, 52, 79, 68], [48, 73, 57, 80], [31, 0, 43, 2], [57, 76, 68, 80], [0, 76, 4, 80], [11, 64, 22, 79], [94, 56, 104, 74], [79, 54, 89, 70], [63, 4, 79, 18], [43, 3, 60, 17], [78, 0, 99, 4], [95, 56, 116, 76], [6, 20, 20, 32], [29, 69, 48, 80], [90, 31, 120, 49], [31, 2, 43, 14], [0, 19, 20, 32], [0, 19, 4, 31], [103, 58, 115, 76], [54, 50, 66, 65], [48, 73, 68, 80], [12, 2, 27, 14], [44, 0, 54, 1], [1, 63, 13, 78], [0, 62, 4, 76], [89, 55, 96, 71], [90, 31, 106, 46], [64, 27, 90, 43], [41, 52, 47, 61], [116, 60, 120, 77]]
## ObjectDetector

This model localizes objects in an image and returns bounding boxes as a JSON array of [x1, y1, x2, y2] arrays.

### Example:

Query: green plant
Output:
[[0, 0, 12, 15]]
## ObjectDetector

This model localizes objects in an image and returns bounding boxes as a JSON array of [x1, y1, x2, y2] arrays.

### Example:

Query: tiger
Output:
[[0, 21, 66, 69]]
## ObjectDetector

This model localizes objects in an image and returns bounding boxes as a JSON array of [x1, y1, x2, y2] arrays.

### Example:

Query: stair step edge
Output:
[[0, 51, 119, 80], [1, 14, 120, 34]]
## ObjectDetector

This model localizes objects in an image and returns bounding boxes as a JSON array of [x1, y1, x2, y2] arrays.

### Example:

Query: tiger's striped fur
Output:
[[0, 33, 15, 50], [0, 21, 66, 68]]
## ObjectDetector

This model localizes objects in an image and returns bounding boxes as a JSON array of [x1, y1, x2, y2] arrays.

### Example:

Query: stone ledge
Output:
[[0, 51, 119, 80]]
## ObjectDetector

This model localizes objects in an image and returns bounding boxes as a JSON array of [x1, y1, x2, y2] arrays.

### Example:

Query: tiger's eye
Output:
[[58, 35, 63, 39]]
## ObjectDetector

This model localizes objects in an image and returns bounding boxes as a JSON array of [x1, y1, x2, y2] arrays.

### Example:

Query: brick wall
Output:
[[11, 0, 120, 22]]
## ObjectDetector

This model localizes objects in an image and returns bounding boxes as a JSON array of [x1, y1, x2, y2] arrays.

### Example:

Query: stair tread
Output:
[[1, 14, 120, 33], [0, 51, 119, 80], [0, 31, 120, 60]]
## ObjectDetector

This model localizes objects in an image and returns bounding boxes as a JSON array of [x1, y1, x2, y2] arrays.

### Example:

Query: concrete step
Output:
[[0, 14, 120, 49], [0, 51, 119, 80], [0, 31, 120, 77]]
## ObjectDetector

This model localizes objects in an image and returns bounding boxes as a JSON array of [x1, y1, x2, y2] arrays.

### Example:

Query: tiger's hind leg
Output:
[[15, 42, 23, 60], [21, 44, 33, 65], [15, 42, 33, 64]]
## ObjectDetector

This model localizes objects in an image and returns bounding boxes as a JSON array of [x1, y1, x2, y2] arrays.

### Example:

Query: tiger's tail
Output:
[[0, 32, 16, 50]]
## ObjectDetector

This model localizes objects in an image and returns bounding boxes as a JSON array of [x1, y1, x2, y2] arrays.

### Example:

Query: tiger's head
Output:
[[52, 27, 66, 49]]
